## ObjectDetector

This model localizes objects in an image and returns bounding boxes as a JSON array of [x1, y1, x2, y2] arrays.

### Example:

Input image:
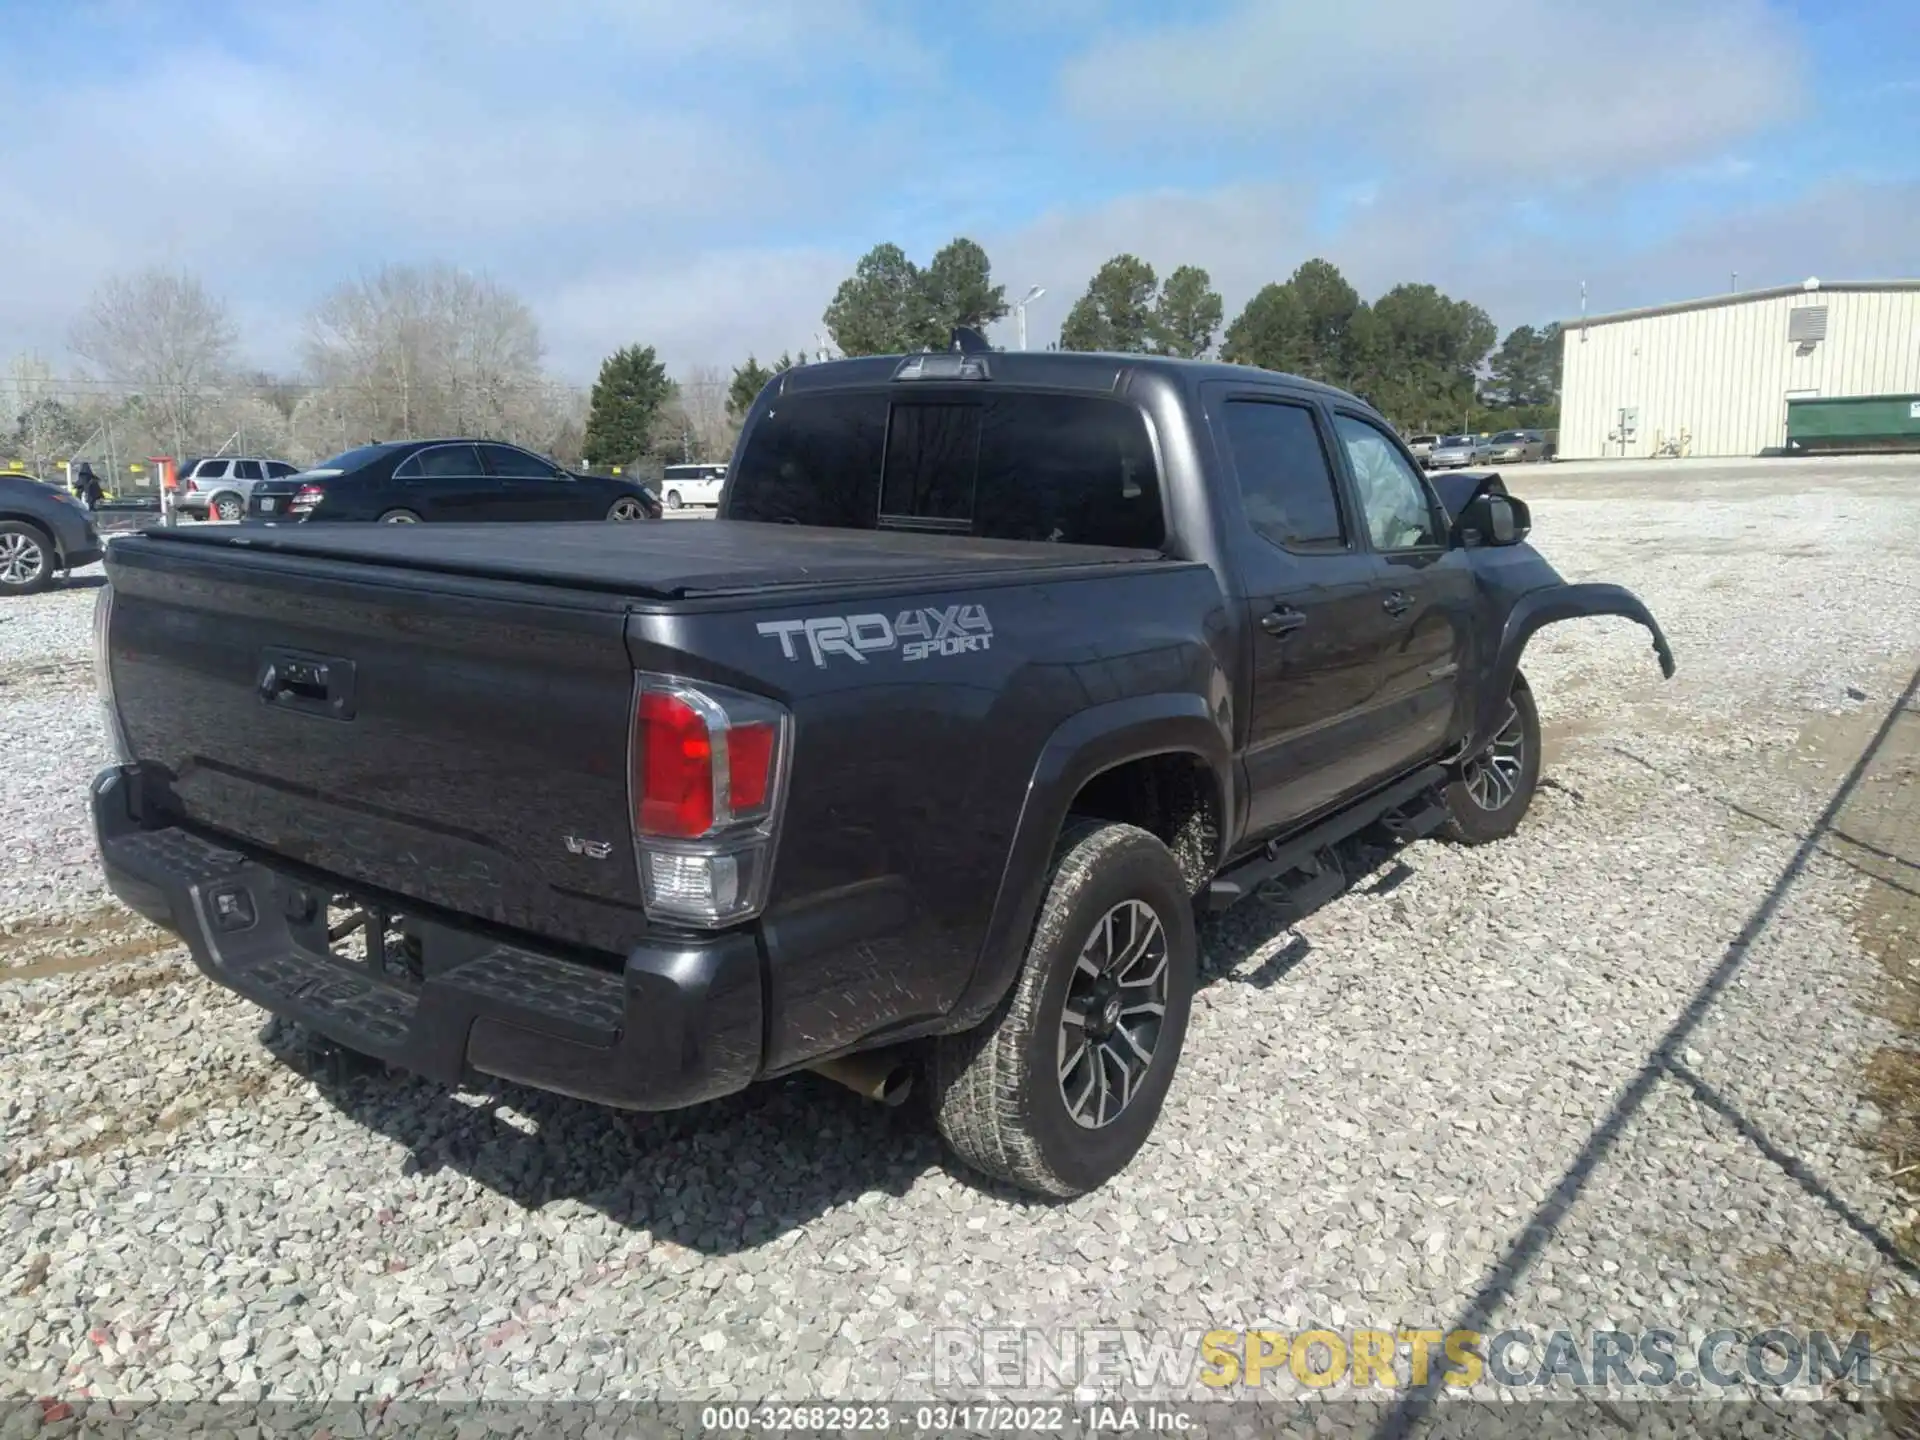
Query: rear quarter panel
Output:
[[628, 560, 1233, 1070]]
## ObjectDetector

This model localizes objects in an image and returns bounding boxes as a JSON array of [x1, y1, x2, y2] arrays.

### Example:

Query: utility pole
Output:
[[1013, 285, 1045, 351]]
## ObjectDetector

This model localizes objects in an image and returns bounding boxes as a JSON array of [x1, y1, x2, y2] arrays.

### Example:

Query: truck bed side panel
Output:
[[627, 562, 1232, 1070]]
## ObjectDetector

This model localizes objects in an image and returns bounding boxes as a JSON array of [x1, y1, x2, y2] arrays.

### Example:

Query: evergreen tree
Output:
[[728, 356, 774, 419], [1058, 254, 1158, 353], [1151, 265, 1223, 358], [583, 344, 672, 468]]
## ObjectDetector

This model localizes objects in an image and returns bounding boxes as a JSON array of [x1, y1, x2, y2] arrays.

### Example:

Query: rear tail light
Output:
[[92, 584, 132, 764], [290, 483, 326, 514], [629, 674, 791, 926]]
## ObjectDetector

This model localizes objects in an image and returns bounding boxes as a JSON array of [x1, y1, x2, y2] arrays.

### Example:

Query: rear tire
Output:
[[932, 820, 1196, 1197], [379, 509, 422, 524], [665, 490, 682, 511], [1440, 673, 1541, 845], [0, 521, 54, 595]]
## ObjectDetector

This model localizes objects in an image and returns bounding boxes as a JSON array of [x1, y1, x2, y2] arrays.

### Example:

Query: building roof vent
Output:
[[1788, 305, 1828, 344]]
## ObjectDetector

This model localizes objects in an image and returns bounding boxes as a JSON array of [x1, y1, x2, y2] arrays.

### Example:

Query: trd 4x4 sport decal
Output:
[[757, 604, 993, 667]]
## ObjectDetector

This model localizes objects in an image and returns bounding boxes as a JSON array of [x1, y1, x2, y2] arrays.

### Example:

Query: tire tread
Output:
[[933, 819, 1171, 1197]]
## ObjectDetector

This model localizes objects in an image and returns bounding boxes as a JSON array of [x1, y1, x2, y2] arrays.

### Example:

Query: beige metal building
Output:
[[1557, 279, 1920, 459]]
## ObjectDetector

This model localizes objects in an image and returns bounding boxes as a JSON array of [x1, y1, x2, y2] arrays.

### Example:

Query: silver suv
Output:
[[178, 457, 300, 521]]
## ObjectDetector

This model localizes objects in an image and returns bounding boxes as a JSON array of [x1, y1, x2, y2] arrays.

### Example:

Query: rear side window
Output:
[[478, 443, 559, 478], [396, 444, 482, 479], [266, 462, 297, 477], [1219, 400, 1346, 552], [729, 391, 1165, 549]]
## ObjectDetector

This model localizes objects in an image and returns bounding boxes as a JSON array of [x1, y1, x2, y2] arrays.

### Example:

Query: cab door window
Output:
[[1332, 414, 1442, 551]]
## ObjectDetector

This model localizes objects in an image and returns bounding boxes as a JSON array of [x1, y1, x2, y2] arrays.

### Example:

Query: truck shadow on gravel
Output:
[[1374, 658, 1920, 1438], [271, 832, 1427, 1248]]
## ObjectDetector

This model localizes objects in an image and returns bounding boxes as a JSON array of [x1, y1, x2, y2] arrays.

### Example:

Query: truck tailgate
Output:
[[104, 537, 646, 952]]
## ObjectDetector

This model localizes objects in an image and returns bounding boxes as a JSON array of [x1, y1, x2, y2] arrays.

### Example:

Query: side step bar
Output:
[[1205, 765, 1448, 912]]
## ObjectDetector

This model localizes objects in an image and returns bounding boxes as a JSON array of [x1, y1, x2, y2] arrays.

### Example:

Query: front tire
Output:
[[607, 497, 648, 521], [1440, 673, 1541, 844], [932, 820, 1196, 1197], [211, 493, 243, 521], [0, 521, 53, 595]]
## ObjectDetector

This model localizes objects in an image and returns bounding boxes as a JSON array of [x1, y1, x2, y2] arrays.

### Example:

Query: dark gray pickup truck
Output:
[[90, 345, 1673, 1196]]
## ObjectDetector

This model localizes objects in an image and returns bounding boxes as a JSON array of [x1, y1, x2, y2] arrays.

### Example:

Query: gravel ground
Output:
[[4, 464, 1920, 1429]]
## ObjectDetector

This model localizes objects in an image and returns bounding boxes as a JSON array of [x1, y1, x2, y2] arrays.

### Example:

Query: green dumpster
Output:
[[1786, 394, 1920, 453]]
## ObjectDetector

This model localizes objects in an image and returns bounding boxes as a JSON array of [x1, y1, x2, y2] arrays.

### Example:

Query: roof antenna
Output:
[[950, 325, 991, 354]]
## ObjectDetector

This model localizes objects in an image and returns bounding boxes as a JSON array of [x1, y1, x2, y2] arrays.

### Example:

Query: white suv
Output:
[[179, 457, 300, 521], [659, 462, 727, 510]]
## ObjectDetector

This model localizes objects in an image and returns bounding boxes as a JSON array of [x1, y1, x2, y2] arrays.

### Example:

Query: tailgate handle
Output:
[[258, 650, 356, 720]]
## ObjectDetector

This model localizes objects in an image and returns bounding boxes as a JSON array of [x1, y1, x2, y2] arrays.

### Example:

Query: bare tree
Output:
[[69, 269, 237, 459], [304, 263, 546, 445], [678, 364, 736, 461], [6, 355, 85, 476]]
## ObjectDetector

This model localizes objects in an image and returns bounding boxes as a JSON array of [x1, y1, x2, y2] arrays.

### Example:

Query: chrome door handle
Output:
[[1261, 607, 1307, 638]]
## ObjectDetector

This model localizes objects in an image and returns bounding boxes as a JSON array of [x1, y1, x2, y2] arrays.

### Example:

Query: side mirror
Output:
[[1456, 492, 1531, 547]]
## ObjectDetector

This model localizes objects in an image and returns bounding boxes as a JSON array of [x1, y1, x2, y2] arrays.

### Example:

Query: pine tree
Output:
[[1058, 255, 1158, 353], [583, 344, 672, 468], [728, 356, 774, 419]]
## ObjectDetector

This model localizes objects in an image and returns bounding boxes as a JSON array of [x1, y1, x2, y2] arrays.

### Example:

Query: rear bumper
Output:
[[91, 766, 764, 1110]]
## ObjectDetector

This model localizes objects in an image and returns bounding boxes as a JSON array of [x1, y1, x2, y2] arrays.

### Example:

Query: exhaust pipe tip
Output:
[[869, 1065, 913, 1108], [808, 1049, 916, 1108]]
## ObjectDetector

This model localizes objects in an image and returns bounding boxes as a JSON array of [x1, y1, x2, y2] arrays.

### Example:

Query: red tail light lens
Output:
[[291, 483, 326, 513], [636, 691, 715, 838], [726, 721, 777, 814], [628, 675, 791, 926]]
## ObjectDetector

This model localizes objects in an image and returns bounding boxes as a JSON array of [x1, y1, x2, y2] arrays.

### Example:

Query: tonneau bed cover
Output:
[[134, 520, 1172, 600]]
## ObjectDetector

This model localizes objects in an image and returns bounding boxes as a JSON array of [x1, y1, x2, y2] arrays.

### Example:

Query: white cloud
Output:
[[0, 0, 922, 376], [1058, 0, 1805, 183], [537, 248, 853, 378], [0, 0, 1889, 395]]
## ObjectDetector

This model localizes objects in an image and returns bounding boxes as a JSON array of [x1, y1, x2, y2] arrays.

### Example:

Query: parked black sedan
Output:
[[245, 440, 663, 524], [0, 472, 105, 595]]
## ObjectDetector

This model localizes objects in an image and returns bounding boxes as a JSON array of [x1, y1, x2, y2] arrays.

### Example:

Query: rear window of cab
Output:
[[727, 390, 1166, 550]]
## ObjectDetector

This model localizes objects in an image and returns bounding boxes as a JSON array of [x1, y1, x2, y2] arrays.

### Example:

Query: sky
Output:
[[2, 0, 1917, 384]]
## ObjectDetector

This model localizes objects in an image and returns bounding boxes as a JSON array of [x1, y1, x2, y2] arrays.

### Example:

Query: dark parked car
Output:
[[0, 472, 104, 595], [245, 440, 662, 523], [92, 346, 1673, 1196]]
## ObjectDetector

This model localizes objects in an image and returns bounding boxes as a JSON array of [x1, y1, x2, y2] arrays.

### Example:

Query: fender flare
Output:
[[945, 691, 1232, 1029], [1466, 581, 1676, 756]]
